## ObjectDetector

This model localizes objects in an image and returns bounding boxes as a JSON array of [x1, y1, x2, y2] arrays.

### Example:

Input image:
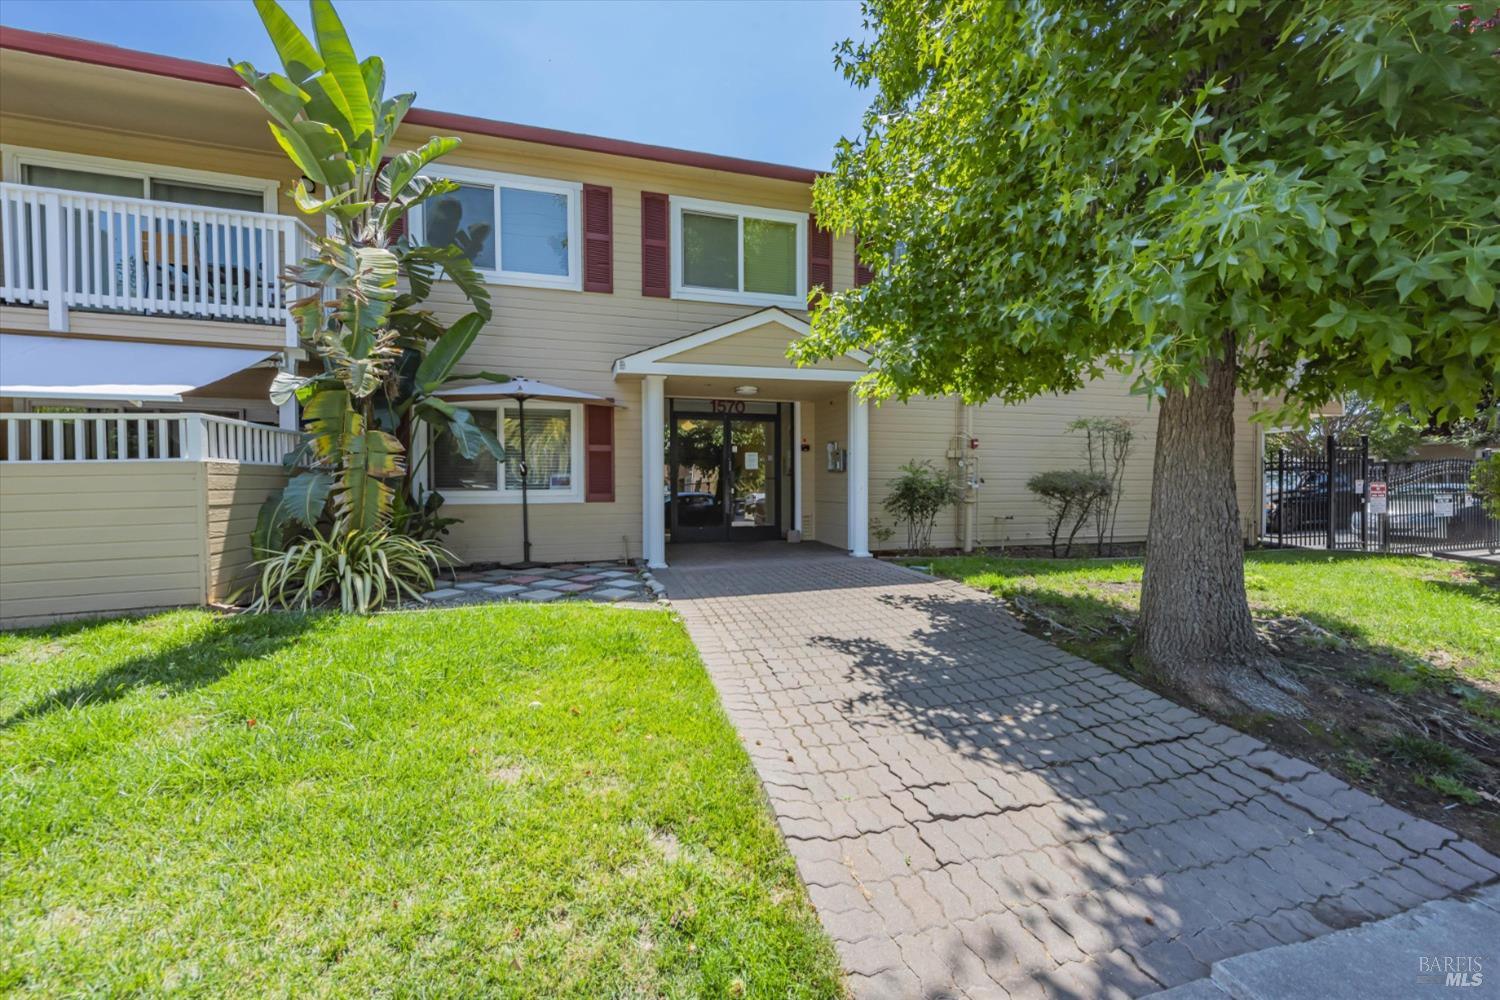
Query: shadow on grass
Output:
[[1, 612, 324, 731]]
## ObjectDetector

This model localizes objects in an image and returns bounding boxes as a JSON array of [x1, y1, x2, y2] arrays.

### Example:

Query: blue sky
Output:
[[0, 0, 871, 170]]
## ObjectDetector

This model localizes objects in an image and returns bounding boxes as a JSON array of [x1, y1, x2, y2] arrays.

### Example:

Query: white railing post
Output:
[[41, 191, 68, 332], [182, 413, 207, 462]]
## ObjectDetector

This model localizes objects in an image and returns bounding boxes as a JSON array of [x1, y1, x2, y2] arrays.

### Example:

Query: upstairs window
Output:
[[671, 197, 806, 307], [413, 166, 582, 290]]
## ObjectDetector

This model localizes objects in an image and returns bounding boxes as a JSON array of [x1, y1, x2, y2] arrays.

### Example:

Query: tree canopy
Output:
[[800, 1, 1500, 420]]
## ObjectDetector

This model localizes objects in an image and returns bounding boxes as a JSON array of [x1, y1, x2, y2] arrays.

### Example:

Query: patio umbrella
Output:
[[438, 378, 616, 567]]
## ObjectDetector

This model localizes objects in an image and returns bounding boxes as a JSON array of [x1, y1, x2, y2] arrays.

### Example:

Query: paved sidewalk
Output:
[[656, 544, 1500, 999]]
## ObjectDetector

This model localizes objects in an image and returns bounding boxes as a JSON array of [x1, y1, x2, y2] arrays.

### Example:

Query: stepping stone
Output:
[[420, 588, 464, 601], [534, 578, 576, 589], [506, 575, 543, 585], [453, 581, 491, 591], [597, 569, 633, 578], [479, 569, 512, 581], [592, 588, 635, 602], [552, 582, 591, 593], [483, 584, 525, 597], [572, 574, 608, 584], [517, 589, 560, 602], [554, 563, 584, 571]]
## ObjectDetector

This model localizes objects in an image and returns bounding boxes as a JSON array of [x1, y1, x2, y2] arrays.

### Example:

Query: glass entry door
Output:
[[669, 408, 781, 542]]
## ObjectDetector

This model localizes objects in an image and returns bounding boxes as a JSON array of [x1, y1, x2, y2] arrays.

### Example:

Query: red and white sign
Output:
[[1368, 481, 1388, 515]]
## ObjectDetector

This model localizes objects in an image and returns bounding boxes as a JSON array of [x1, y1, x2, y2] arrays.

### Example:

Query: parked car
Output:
[[667, 491, 720, 528], [1264, 471, 1359, 533]]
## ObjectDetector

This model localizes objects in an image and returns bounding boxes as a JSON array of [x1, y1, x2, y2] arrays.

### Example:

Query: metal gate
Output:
[[1263, 436, 1498, 554]]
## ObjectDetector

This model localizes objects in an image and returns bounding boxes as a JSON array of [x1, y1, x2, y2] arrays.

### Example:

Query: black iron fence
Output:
[[1262, 436, 1498, 554]]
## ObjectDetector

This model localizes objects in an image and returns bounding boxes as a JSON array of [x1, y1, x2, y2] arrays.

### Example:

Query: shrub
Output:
[[1068, 417, 1135, 555], [883, 460, 963, 553], [249, 520, 453, 615], [1471, 454, 1500, 519], [1026, 470, 1112, 558]]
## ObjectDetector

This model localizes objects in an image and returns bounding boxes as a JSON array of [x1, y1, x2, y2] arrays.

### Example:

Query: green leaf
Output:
[[310, 0, 373, 146], [252, 0, 324, 84], [291, 179, 355, 215], [267, 121, 329, 186], [417, 398, 506, 461], [270, 370, 314, 406], [251, 490, 295, 559], [231, 64, 309, 130], [414, 312, 487, 391], [339, 429, 404, 532], [303, 387, 356, 461], [281, 470, 335, 526], [381, 137, 461, 202]]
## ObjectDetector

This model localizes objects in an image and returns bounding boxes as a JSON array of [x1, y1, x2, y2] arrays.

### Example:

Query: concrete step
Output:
[[1147, 885, 1500, 1000]]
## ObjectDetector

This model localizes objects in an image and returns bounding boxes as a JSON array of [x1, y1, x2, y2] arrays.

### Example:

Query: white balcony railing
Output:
[[0, 182, 313, 334], [0, 412, 300, 465]]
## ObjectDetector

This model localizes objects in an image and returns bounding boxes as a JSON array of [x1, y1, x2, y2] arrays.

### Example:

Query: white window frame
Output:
[[1, 145, 280, 212], [408, 164, 583, 292], [670, 196, 807, 308], [430, 400, 586, 504]]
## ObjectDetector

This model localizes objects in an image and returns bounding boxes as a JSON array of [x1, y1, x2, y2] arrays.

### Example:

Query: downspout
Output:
[[953, 398, 978, 553]]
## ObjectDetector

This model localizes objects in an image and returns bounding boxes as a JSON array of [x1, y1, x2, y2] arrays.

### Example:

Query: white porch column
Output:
[[641, 374, 667, 568], [792, 401, 803, 542], [847, 388, 871, 557]]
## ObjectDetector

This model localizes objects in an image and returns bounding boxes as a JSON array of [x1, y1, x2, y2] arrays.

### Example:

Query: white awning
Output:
[[0, 334, 278, 403]]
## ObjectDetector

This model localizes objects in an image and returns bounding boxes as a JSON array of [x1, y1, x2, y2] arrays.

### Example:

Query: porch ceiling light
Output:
[[734, 385, 759, 396]]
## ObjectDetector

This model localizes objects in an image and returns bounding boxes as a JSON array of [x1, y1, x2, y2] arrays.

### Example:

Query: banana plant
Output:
[[237, 0, 508, 566]]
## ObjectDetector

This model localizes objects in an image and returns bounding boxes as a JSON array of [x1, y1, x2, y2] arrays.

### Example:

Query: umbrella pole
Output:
[[518, 395, 533, 565]]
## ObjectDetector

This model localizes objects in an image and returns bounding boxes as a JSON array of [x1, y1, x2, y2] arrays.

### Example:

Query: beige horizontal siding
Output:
[[0, 463, 205, 625], [0, 460, 280, 626], [670, 321, 865, 371], [204, 462, 286, 603]]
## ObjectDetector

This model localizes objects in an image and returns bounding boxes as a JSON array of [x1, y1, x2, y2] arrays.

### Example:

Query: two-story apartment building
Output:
[[0, 27, 1268, 626]]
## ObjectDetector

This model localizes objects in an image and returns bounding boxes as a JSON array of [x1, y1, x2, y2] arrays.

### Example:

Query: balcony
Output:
[[0, 182, 311, 336]]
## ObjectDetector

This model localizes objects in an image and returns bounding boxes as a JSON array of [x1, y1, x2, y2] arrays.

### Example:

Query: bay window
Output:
[[412, 166, 582, 290], [671, 197, 806, 307], [430, 402, 583, 503]]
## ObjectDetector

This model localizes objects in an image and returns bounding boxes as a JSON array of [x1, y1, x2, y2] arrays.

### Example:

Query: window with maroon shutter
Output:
[[854, 233, 874, 286], [641, 192, 670, 297], [807, 215, 832, 297], [375, 157, 407, 241], [584, 404, 614, 502], [582, 184, 613, 292]]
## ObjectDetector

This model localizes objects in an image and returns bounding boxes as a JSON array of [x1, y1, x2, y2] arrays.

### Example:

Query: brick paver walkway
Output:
[[656, 544, 1500, 999]]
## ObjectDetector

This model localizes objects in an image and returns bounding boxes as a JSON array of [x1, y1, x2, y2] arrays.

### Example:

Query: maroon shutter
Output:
[[582, 184, 613, 292], [853, 233, 873, 286], [807, 215, 832, 297], [584, 404, 615, 502], [376, 156, 407, 241], [641, 191, 670, 297]]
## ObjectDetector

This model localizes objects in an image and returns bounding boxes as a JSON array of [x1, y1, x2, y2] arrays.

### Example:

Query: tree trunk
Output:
[[1135, 335, 1304, 715]]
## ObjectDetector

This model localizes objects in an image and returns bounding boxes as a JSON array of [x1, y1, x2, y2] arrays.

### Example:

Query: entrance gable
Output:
[[668, 321, 867, 372], [613, 307, 870, 380]]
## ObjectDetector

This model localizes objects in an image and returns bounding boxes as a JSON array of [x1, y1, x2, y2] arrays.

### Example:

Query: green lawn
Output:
[[922, 550, 1499, 685], [0, 606, 843, 998]]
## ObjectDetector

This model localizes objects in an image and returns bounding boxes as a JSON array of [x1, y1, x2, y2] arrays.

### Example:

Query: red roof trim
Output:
[[0, 26, 822, 184]]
